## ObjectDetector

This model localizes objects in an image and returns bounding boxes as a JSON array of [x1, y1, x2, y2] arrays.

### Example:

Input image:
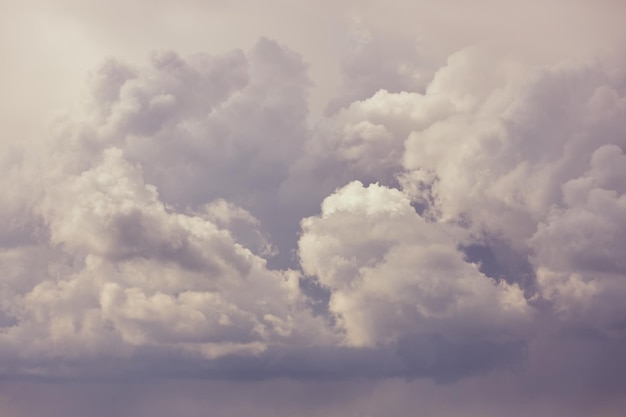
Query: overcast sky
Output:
[[1, 1, 626, 416]]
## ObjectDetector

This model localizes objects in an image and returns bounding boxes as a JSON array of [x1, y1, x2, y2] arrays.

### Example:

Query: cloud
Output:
[[395, 48, 626, 334], [1, 7, 626, 416], [0, 147, 330, 373], [299, 181, 530, 349], [0, 37, 537, 382], [50, 37, 307, 206], [324, 20, 433, 115], [532, 144, 626, 330], [0, 39, 337, 378]]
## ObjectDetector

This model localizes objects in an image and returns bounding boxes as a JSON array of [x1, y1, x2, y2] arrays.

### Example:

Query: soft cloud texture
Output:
[[0, 40, 333, 377], [299, 181, 530, 348], [2, 0, 626, 415]]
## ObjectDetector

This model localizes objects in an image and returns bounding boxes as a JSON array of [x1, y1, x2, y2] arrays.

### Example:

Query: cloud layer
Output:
[[2, 2, 626, 414]]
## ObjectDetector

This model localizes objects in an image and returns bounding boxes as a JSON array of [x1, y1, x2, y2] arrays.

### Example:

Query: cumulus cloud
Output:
[[0, 39, 335, 378], [0, 148, 330, 373], [532, 144, 626, 330], [1, 7, 626, 415], [299, 181, 530, 348], [395, 49, 626, 332], [48, 37, 308, 206]]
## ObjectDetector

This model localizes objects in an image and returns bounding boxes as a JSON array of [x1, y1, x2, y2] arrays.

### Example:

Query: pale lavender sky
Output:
[[1, 1, 626, 416]]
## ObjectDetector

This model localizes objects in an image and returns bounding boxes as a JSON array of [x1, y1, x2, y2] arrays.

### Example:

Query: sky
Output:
[[1, 0, 626, 415]]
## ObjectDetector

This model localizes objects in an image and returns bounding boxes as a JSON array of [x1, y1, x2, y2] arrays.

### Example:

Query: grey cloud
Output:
[[3, 2, 626, 417], [1, 6, 626, 412], [1, 36, 539, 382], [1, 334, 625, 417], [530, 144, 626, 331], [395, 49, 626, 321], [1, 91, 330, 373], [461, 237, 537, 297], [34, 37, 314, 271], [278, 86, 452, 247], [325, 22, 434, 115]]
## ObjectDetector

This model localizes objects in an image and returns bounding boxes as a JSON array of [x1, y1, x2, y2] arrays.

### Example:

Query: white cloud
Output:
[[396, 50, 626, 332], [1, 4, 626, 409], [299, 181, 530, 347], [0, 148, 330, 369], [0, 40, 335, 375]]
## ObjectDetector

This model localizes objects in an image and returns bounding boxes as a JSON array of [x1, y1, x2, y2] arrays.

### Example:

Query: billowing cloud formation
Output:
[[299, 181, 529, 347], [1, 148, 331, 374], [49, 37, 308, 210], [533, 143, 626, 328], [1, 17, 626, 405], [0, 39, 332, 377], [397, 49, 626, 335]]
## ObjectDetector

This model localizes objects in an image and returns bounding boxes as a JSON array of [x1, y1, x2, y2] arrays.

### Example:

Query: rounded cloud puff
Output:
[[1, 148, 330, 367], [299, 181, 531, 347]]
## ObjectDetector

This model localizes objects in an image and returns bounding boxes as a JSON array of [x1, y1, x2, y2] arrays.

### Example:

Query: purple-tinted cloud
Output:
[[2, 1, 626, 415]]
